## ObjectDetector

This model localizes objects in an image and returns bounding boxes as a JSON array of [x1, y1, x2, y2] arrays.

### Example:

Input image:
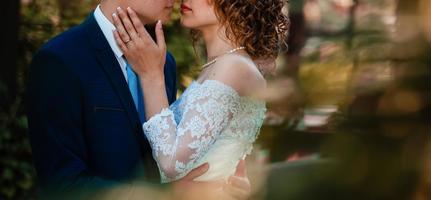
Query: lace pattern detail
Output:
[[143, 80, 248, 183]]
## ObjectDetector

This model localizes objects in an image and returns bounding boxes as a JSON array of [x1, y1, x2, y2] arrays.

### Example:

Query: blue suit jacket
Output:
[[26, 13, 177, 193]]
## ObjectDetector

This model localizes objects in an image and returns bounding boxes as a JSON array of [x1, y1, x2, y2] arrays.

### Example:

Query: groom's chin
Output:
[[141, 17, 171, 26], [158, 16, 172, 25], [157, 11, 173, 24]]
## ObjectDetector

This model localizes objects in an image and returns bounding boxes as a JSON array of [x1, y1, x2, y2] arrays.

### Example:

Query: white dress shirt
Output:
[[94, 5, 129, 82]]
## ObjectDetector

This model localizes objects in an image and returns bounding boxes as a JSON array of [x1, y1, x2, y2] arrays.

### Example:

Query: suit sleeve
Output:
[[26, 49, 119, 196]]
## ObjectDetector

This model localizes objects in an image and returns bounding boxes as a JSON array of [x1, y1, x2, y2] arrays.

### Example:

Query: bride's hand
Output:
[[113, 7, 166, 80]]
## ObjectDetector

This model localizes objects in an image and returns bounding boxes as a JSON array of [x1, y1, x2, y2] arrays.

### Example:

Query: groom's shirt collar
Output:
[[94, 5, 128, 81], [94, 5, 123, 58]]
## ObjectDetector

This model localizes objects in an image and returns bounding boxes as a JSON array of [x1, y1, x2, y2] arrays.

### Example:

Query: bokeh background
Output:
[[1, 0, 431, 199]]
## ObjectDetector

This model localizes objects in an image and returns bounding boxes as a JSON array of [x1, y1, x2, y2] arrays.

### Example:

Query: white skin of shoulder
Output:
[[197, 53, 267, 98]]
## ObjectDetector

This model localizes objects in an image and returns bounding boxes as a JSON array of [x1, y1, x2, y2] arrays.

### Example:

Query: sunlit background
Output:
[[1, 0, 431, 199]]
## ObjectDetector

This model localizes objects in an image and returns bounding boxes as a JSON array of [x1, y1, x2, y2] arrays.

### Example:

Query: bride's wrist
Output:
[[139, 74, 165, 85]]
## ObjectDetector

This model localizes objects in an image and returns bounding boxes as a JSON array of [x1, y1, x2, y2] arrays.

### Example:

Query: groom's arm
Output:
[[26, 49, 122, 197]]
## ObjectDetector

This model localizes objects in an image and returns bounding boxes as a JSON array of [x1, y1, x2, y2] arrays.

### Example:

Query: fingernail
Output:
[[112, 13, 116, 17], [117, 7, 121, 11]]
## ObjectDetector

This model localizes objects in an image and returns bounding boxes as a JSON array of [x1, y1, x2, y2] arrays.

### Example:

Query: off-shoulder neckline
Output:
[[191, 79, 265, 103]]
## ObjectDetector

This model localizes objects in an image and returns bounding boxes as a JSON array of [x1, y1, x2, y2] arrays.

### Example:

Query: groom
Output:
[[27, 0, 250, 199]]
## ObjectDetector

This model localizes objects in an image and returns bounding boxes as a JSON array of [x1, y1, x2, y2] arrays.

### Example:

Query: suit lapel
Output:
[[95, 51, 141, 125], [82, 13, 148, 152]]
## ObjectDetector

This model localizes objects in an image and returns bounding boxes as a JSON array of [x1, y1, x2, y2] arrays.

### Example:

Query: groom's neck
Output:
[[99, 1, 120, 24]]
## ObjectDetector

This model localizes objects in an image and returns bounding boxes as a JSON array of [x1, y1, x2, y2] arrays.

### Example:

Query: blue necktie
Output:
[[125, 61, 146, 122]]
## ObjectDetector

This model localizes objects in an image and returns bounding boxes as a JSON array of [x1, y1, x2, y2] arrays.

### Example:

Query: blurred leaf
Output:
[[2, 168, 14, 180]]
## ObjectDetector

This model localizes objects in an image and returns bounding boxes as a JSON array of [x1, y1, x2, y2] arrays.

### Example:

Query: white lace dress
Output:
[[142, 80, 266, 183]]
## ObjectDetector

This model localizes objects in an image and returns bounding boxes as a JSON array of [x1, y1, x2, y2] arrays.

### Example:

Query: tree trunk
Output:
[[0, 0, 20, 109]]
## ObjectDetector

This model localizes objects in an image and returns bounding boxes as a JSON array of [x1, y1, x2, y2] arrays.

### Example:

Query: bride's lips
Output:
[[180, 4, 192, 13]]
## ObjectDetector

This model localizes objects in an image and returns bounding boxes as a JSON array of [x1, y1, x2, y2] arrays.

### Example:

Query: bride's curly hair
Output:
[[193, 0, 290, 60]]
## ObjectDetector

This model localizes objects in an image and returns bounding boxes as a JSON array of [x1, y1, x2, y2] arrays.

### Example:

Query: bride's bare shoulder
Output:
[[209, 54, 266, 96]]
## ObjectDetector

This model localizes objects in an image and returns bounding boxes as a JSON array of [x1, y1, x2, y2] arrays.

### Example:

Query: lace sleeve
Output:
[[142, 80, 241, 183]]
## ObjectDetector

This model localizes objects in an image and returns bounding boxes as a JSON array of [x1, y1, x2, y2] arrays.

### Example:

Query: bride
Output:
[[112, 0, 289, 183]]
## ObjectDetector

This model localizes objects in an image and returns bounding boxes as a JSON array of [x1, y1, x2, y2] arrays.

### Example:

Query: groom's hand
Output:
[[171, 161, 251, 200], [223, 159, 252, 200], [171, 163, 224, 200], [178, 163, 210, 181]]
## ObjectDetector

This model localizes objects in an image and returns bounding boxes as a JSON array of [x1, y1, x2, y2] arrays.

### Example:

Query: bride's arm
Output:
[[113, 8, 227, 182], [113, 7, 169, 120], [146, 79, 243, 181]]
